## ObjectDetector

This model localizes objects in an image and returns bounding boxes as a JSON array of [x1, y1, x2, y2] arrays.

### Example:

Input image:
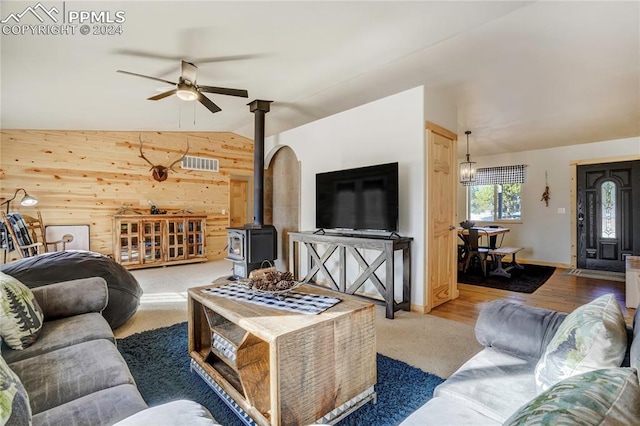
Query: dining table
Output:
[[457, 226, 510, 247], [457, 226, 512, 276]]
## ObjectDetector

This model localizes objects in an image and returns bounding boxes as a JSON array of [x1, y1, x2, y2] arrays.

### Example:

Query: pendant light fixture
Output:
[[460, 130, 476, 184]]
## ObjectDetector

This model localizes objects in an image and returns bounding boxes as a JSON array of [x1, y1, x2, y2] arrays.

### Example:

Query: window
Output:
[[465, 164, 526, 222], [601, 181, 616, 238], [469, 183, 522, 221]]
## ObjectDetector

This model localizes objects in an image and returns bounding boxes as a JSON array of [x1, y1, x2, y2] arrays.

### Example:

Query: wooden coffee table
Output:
[[188, 281, 377, 426]]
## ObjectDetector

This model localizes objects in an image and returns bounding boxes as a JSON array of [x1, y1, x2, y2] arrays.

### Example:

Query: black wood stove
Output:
[[226, 100, 278, 279]]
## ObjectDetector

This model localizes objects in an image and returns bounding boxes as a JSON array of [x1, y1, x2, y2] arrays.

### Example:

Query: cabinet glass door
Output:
[[142, 220, 163, 264], [167, 219, 186, 260], [119, 221, 140, 265], [186, 219, 205, 258]]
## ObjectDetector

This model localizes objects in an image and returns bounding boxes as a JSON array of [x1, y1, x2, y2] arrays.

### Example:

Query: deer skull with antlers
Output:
[[138, 135, 189, 182]]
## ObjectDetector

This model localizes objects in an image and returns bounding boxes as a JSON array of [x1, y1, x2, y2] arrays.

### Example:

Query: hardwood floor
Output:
[[430, 267, 636, 327]]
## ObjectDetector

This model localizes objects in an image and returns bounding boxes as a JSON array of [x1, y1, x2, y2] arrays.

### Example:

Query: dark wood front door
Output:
[[577, 160, 640, 272]]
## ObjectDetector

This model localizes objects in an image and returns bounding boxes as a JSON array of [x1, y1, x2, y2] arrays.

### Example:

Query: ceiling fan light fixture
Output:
[[460, 130, 476, 184], [176, 86, 197, 101]]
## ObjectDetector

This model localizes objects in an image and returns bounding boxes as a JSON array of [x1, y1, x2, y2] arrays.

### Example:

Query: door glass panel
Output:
[[601, 181, 616, 239]]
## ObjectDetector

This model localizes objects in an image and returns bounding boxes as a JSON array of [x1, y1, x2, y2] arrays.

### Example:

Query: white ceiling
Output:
[[1, 1, 638, 156]]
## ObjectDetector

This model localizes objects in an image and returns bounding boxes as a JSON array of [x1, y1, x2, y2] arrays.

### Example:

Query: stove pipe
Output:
[[249, 100, 272, 227]]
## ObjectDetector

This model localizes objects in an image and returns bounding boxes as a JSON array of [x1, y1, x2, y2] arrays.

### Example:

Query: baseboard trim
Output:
[[516, 259, 570, 269], [411, 303, 429, 314]]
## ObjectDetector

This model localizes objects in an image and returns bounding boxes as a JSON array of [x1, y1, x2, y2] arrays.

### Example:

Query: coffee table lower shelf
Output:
[[190, 359, 376, 425]]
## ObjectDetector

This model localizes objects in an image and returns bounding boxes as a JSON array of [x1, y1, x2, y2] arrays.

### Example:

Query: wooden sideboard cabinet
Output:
[[113, 214, 207, 269]]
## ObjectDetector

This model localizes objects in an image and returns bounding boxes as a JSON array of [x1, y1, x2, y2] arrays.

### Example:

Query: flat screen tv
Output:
[[316, 162, 399, 232]]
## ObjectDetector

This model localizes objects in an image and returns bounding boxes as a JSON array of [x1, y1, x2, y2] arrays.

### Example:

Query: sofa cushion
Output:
[[2, 312, 114, 364], [433, 347, 538, 422], [31, 277, 109, 320], [9, 339, 136, 414], [0, 354, 31, 426], [504, 368, 640, 425], [534, 293, 627, 392], [32, 384, 147, 426], [400, 396, 500, 426], [113, 400, 219, 426], [475, 300, 567, 360], [0, 272, 44, 350]]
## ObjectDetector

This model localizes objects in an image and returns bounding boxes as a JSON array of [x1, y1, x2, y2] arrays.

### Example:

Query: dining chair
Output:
[[485, 225, 505, 250], [463, 227, 492, 277]]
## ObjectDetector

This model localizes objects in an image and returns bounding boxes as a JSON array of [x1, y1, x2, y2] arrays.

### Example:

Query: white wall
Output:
[[265, 86, 426, 305], [457, 137, 640, 266]]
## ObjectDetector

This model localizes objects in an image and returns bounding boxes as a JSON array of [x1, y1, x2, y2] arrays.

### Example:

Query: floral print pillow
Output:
[[534, 293, 627, 392], [0, 354, 31, 425], [505, 368, 640, 425]]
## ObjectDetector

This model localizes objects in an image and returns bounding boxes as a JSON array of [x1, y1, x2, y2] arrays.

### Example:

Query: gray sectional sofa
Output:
[[401, 296, 640, 425], [1, 276, 216, 426]]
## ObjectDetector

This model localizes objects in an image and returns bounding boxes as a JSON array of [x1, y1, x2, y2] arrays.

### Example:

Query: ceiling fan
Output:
[[117, 60, 248, 114]]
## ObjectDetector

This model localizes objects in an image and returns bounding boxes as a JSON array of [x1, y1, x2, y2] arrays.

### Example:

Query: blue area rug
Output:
[[117, 322, 444, 426]]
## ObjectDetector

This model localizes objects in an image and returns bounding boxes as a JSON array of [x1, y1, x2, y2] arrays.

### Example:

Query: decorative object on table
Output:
[[138, 134, 190, 182], [114, 203, 142, 215], [541, 171, 550, 207], [459, 220, 476, 229], [241, 268, 301, 299], [459, 130, 476, 184], [149, 205, 167, 215]]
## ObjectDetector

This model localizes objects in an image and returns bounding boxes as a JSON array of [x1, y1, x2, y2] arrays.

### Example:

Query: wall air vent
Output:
[[182, 155, 219, 172]]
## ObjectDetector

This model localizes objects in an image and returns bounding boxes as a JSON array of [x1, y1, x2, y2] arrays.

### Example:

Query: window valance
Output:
[[463, 164, 527, 186]]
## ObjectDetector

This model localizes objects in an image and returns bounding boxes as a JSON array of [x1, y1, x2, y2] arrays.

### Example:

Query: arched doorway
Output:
[[264, 145, 300, 271]]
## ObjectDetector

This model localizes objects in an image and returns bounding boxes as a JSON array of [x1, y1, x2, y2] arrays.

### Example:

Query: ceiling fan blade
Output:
[[148, 89, 177, 101], [198, 86, 249, 98], [197, 92, 222, 114], [112, 49, 184, 61], [117, 70, 177, 86], [181, 61, 198, 83], [190, 53, 266, 64]]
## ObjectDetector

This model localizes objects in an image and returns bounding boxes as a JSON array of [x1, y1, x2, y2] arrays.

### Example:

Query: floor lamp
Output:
[[1, 188, 38, 264]]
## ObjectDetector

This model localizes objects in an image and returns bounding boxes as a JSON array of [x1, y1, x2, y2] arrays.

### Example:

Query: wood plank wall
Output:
[[0, 130, 254, 262]]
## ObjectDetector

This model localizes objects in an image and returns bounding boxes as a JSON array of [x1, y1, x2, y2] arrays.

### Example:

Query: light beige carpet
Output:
[[114, 260, 482, 378]]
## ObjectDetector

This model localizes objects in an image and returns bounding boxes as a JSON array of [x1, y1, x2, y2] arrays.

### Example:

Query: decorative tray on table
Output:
[[237, 269, 303, 300]]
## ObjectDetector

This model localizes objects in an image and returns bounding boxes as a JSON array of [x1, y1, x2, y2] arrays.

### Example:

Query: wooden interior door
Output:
[[577, 160, 640, 272], [230, 178, 249, 228], [425, 122, 458, 311]]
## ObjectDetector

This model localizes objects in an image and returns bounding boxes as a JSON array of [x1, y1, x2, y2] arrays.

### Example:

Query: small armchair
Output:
[[1, 212, 43, 258], [1, 211, 70, 259]]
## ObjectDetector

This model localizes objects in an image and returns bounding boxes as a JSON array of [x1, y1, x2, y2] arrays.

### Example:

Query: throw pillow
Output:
[[0, 354, 32, 426], [504, 368, 640, 426], [534, 293, 626, 392], [0, 272, 44, 350]]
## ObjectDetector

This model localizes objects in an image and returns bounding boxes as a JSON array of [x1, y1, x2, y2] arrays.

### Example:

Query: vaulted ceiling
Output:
[[1, 1, 638, 156]]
